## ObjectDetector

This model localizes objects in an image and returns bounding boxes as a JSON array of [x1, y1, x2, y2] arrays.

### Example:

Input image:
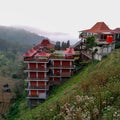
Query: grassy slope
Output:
[[8, 49, 120, 120]]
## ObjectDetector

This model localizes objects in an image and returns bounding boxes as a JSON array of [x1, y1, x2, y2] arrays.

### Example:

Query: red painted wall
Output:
[[30, 90, 37, 96], [38, 90, 45, 93], [54, 77, 60, 81], [30, 72, 36, 78], [38, 72, 44, 78], [62, 61, 70, 67], [62, 69, 70, 73], [38, 81, 45, 87], [54, 69, 60, 75], [29, 63, 36, 69], [54, 60, 60, 67], [38, 63, 45, 69], [30, 81, 37, 87]]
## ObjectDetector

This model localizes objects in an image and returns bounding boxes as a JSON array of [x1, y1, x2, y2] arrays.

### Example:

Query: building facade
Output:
[[77, 22, 117, 60], [23, 39, 75, 107]]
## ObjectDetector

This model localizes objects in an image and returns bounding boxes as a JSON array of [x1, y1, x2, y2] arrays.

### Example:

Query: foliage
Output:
[[55, 41, 61, 50], [55, 40, 70, 50], [85, 36, 97, 50], [115, 42, 120, 49]]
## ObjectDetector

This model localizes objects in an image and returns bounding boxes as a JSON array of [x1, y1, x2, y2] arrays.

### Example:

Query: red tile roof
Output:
[[113, 28, 120, 33], [35, 51, 51, 57], [64, 47, 75, 55], [34, 39, 54, 50], [81, 22, 113, 33], [23, 48, 37, 57]]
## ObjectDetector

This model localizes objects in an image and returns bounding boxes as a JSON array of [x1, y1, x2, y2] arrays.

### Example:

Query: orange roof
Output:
[[81, 22, 113, 33], [64, 47, 75, 55]]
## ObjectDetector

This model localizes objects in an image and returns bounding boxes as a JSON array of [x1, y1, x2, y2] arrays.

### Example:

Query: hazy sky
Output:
[[0, 0, 119, 38]]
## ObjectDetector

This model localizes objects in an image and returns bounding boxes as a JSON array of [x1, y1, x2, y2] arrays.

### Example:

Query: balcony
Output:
[[61, 73, 72, 77], [26, 85, 49, 90], [50, 65, 74, 69], [25, 77, 49, 81], [24, 68, 49, 72], [27, 94, 47, 99], [50, 73, 61, 77], [24, 58, 49, 63]]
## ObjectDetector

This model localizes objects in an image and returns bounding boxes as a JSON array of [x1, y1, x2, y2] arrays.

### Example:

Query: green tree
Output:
[[85, 36, 96, 50], [85, 36, 97, 60]]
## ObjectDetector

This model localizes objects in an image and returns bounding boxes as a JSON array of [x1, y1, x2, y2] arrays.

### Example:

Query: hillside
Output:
[[7, 49, 120, 120], [0, 26, 45, 45]]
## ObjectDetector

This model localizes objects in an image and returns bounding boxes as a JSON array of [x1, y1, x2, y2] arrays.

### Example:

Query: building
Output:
[[23, 39, 75, 107], [75, 22, 118, 60], [50, 48, 75, 85], [113, 28, 120, 41]]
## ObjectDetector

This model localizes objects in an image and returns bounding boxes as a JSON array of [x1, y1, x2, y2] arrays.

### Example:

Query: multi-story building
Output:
[[50, 48, 75, 85], [77, 22, 118, 60], [23, 39, 75, 107]]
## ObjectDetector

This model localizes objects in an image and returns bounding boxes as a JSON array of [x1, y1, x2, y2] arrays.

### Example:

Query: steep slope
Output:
[[0, 26, 45, 45], [7, 49, 120, 120]]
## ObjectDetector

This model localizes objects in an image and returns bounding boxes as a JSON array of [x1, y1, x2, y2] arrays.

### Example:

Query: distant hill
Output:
[[16, 26, 78, 45], [0, 26, 46, 46]]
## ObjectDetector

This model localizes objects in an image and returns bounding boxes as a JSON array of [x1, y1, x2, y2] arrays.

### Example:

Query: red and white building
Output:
[[23, 39, 75, 107], [50, 48, 75, 85], [78, 22, 117, 60]]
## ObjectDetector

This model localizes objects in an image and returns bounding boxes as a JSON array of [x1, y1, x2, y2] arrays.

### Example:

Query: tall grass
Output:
[[7, 49, 120, 120]]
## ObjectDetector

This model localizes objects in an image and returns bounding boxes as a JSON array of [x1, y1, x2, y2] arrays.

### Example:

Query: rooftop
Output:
[[81, 22, 113, 34]]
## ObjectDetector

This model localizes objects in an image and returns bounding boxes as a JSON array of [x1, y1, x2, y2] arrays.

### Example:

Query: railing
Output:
[[26, 85, 49, 90], [27, 95, 47, 99], [61, 73, 71, 77], [50, 65, 74, 69], [24, 58, 49, 62], [26, 77, 49, 81], [81, 51, 92, 59], [24, 68, 49, 72]]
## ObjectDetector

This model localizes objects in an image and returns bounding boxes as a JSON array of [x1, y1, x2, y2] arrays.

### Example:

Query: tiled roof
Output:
[[81, 22, 113, 33], [23, 48, 37, 57], [35, 51, 51, 57], [64, 47, 75, 55], [113, 28, 120, 33], [34, 39, 54, 50]]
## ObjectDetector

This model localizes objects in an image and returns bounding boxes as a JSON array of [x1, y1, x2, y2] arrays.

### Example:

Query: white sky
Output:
[[0, 0, 119, 38]]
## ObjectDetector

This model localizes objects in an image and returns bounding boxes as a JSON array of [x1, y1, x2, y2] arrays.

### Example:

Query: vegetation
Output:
[[55, 40, 70, 50], [0, 38, 29, 78], [6, 49, 120, 120], [0, 38, 28, 119], [85, 36, 97, 50]]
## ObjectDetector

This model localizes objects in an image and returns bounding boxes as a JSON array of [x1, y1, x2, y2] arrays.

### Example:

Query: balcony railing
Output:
[[24, 58, 49, 63], [50, 72, 72, 77], [61, 73, 72, 77], [26, 85, 49, 90], [27, 95, 47, 99], [26, 77, 49, 81], [50, 65, 74, 69], [24, 68, 49, 72]]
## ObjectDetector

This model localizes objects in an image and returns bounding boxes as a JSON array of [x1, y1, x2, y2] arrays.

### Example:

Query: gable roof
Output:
[[34, 39, 54, 50], [81, 22, 113, 34], [64, 47, 75, 55], [23, 48, 37, 57]]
